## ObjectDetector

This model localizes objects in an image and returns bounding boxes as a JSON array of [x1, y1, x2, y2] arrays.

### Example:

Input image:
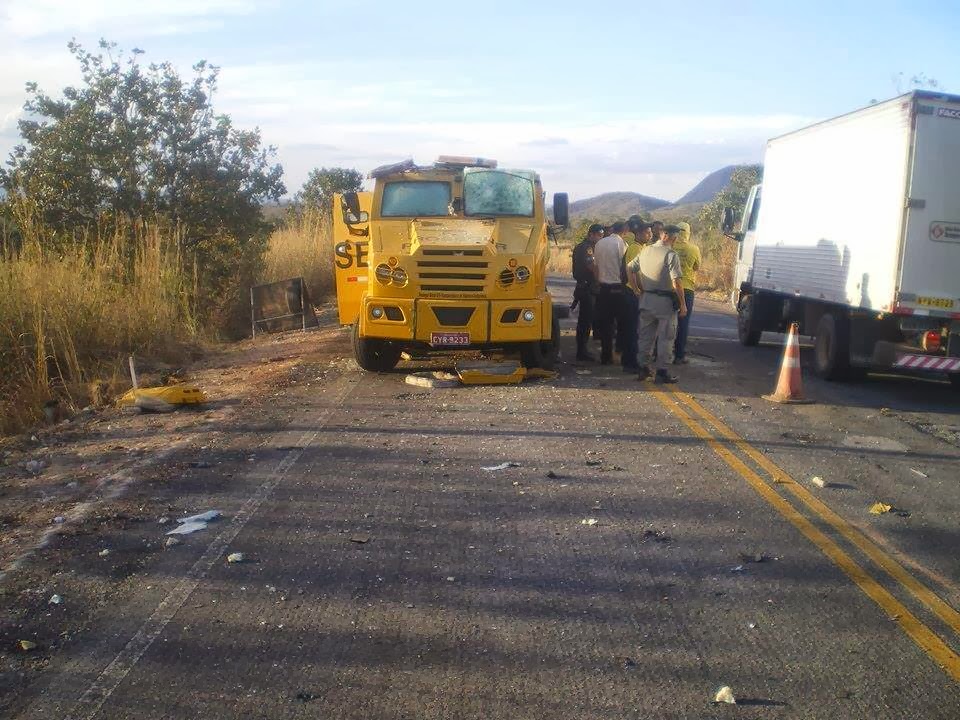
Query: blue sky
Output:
[[1, 0, 958, 201]]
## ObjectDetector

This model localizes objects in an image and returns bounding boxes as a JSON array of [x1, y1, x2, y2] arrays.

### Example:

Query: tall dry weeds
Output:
[[0, 228, 198, 434], [261, 209, 334, 301]]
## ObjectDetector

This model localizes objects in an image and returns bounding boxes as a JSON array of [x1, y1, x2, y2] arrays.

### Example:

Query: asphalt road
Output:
[[4, 283, 960, 719]]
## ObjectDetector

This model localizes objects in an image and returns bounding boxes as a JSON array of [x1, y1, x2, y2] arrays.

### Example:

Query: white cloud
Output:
[[0, 46, 811, 200], [0, 0, 257, 37]]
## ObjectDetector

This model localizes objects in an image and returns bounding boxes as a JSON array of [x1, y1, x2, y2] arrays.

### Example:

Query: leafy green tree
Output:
[[2, 40, 285, 247], [295, 167, 363, 214], [697, 165, 762, 230]]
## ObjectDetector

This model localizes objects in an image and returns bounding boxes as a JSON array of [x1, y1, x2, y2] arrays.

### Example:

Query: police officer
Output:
[[572, 223, 603, 361], [593, 220, 628, 364], [627, 224, 688, 383], [618, 217, 647, 371]]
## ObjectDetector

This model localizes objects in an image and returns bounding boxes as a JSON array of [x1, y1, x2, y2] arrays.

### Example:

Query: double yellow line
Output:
[[649, 386, 960, 682]]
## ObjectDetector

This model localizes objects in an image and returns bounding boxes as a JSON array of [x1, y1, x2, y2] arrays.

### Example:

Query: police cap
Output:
[[587, 223, 605, 235]]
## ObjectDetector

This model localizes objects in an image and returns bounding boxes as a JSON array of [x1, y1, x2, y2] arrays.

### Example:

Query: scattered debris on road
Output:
[[811, 476, 828, 488], [405, 371, 460, 389], [167, 509, 222, 535], [481, 461, 520, 471], [18, 640, 38, 652], [910, 468, 928, 478], [842, 435, 909, 452], [580, 518, 599, 526], [869, 502, 893, 515], [349, 533, 371, 544], [227, 552, 245, 563], [48, 594, 63, 605], [713, 686, 737, 704], [164, 537, 182, 549], [739, 552, 768, 563], [24, 459, 47, 475], [98, 549, 110, 557], [295, 691, 319, 702]]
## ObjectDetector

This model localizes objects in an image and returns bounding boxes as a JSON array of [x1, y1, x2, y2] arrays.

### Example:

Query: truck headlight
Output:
[[522, 310, 535, 322], [371, 307, 384, 319], [375, 264, 392, 284], [515, 266, 530, 282], [391, 268, 408, 286]]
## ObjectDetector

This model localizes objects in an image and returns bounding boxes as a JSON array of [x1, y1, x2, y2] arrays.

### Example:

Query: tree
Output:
[[2, 40, 285, 246], [697, 165, 763, 230], [295, 167, 363, 214]]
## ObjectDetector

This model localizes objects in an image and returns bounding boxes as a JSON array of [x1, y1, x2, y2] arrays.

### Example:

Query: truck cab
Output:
[[334, 156, 569, 371]]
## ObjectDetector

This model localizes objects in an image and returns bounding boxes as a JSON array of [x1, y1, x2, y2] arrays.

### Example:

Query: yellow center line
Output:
[[648, 386, 960, 682], [669, 387, 960, 639]]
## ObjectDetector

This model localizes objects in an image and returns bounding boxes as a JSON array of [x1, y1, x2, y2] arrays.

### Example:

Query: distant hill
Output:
[[673, 166, 737, 205], [568, 191, 670, 220], [650, 202, 706, 221]]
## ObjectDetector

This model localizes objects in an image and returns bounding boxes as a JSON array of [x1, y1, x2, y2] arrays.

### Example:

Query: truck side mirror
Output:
[[720, 207, 736, 234], [342, 192, 368, 224], [552, 192, 569, 228], [343, 191, 362, 217]]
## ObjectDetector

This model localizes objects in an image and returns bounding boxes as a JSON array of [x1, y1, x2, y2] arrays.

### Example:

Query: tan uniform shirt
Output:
[[628, 241, 682, 315]]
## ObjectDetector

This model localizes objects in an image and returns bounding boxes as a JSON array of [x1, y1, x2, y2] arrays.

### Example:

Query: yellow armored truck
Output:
[[333, 156, 569, 371]]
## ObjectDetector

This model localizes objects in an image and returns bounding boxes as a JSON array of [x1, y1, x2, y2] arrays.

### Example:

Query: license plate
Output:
[[917, 296, 955, 309], [430, 332, 470, 347]]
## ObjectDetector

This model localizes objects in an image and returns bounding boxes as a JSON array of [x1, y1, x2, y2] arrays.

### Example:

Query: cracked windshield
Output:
[[464, 168, 535, 216]]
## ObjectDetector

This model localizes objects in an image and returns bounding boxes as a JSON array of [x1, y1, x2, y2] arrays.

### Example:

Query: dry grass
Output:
[[261, 209, 334, 302], [547, 244, 574, 275], [0, 229, 198, 434], [694, 229, 737, 292]]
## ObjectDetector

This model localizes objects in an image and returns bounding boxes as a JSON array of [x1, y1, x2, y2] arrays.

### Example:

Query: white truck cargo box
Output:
[[750, 93, 960, 317], [730, 91, 960, 382]]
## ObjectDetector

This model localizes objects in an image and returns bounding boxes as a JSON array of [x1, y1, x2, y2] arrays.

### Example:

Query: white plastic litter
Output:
[[580, 518, 599, 526], [481, 462, 520, 471], [227, 552, 245, 563], [179, 510, 221, 524], [166, 510, 222, 536], [167, 521, 208, 536], [48, 594, 62, 605], [714, 686, 736, 704]]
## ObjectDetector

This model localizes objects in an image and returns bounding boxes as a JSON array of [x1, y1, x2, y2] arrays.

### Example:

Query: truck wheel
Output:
[[352, 323, 401, 371], [813, 312, 852, 380], [521, 315, 560, 370], [737, 294, 762, 346]]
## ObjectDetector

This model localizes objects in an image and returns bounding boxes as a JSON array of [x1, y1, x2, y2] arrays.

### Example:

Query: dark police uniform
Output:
[[571, 236, 598, 359]]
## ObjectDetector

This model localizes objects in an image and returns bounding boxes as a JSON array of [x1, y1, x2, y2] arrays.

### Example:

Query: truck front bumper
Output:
[[360, 296, 552, 344]]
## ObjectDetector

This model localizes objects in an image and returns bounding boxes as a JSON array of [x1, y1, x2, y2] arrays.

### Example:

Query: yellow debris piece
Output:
[[457, 363, 526, 385], [869, 502, 893, 515], [455, 362, 559, 386], [118, 385, 207, 412]]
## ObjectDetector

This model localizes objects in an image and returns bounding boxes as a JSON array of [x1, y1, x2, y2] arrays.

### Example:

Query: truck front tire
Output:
[[352, 323, 402, 372], [520, 315, 560, 371], [737, 294, 762, 346], [813, 312, 853, 380]]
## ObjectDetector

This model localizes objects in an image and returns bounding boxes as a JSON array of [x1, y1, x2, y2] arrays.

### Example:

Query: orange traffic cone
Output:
[[763, 322, 814, 404]]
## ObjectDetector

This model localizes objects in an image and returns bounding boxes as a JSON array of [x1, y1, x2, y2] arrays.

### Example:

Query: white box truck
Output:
[[722, 91, 960, 385]]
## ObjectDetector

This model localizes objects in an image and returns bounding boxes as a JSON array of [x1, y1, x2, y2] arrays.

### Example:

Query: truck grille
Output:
[[416, 249, 488, 293], [432, 307, 476, 326]]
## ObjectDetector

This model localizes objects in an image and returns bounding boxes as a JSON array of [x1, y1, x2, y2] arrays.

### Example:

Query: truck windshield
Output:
[[463, 168, 535, 217], [381, 181, 451, 217]]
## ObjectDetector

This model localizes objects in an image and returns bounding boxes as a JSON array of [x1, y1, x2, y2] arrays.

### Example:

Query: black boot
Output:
[[654, 369, 679, 384]]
